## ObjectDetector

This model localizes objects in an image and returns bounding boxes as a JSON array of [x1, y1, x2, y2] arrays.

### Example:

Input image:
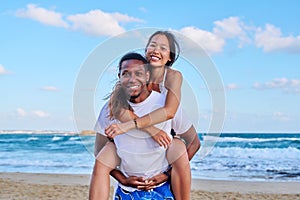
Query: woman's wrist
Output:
[[120, 120, 136, 132]]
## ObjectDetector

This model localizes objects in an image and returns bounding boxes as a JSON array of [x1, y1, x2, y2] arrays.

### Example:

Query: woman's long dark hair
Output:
[[107, 81, 132, 119]]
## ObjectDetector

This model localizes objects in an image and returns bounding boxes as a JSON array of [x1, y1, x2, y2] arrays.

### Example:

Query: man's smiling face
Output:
[[119, 59, 150, 102]]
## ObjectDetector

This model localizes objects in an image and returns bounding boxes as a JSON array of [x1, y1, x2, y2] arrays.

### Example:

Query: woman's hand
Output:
[[151, 130, 171, 148], [105, 121, 134, 138], [105, 121, 171, 149]]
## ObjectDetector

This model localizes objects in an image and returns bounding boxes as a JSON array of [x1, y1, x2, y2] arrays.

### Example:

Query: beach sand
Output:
[[1, 172, 299, 200]]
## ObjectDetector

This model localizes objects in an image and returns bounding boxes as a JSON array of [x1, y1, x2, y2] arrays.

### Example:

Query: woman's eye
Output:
[[161, 46, 169, 51]]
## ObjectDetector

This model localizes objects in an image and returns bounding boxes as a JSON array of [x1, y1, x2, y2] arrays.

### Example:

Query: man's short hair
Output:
[[118, 52, 148, 73]]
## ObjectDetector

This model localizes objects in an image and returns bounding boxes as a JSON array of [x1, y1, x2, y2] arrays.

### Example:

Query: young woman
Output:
[[90, 31, 200, 200]]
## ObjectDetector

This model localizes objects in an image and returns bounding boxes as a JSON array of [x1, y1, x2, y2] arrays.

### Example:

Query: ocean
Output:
[[0, 132, 299, 182]]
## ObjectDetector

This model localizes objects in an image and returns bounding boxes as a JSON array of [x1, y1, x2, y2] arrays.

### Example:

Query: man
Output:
[[89, 52, 175, 199]]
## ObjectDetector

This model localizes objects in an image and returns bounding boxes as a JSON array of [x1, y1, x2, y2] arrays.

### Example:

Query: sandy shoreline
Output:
[[1, 172, 299, 200]]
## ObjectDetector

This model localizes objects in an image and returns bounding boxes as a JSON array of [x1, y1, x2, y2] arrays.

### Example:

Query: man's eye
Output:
[[136, 72, 142, 76], [122, 72, 129, 77]]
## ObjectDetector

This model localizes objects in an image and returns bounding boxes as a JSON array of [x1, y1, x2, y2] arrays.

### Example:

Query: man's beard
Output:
[[129, 93, 141, 101], [127, 83, 148, 102]]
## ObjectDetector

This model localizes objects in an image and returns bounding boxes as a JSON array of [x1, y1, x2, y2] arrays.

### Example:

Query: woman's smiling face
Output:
[[145, 34, 171, 68]]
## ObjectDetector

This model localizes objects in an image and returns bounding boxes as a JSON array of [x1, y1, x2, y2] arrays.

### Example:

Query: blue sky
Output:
[[1, 0, 300, 133]]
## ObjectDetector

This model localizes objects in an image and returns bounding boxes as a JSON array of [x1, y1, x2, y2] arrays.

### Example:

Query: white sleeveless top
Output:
[[158, 69, 168, 95]]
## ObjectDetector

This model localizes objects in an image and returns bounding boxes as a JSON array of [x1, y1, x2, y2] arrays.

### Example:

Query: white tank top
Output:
[[159, 69, 168, 94]]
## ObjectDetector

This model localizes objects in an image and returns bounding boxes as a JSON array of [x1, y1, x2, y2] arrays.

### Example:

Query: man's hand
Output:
[[140, 173, 169, 190], [121, 173, 168, 191], [121, 176, 148, 188]]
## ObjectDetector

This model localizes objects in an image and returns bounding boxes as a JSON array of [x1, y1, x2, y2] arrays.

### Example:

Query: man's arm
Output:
[[110, 169, 150, 189], [110, 168, 169, 191]]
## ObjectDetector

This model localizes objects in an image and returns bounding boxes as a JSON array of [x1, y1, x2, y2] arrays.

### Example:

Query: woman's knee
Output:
[[166, 138, 187, 164], [96, 142, 120, 168]]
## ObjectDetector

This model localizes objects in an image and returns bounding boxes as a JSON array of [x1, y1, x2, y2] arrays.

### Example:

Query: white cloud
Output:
[[32, 110, 50, 118], [16, 108, 26, 117], [16, 4, 68, 28], [139, 7, 147, 13], [226, 83, 240, 90], [41, 86, 59, 91], [213, 16, 251, 48], [273, 112, 291, 121], [179, 26, 225, 54], [14, 108, 50, 118], [15, 5, 144, 37], [253, 77, 289, 89], [0, 64, 12, 75], [111, 12, 143, 23], [291, 79, 300, 87], [255, 24, 300, 53], [179, 16, 300, 55], [67, 10, 143, 36], [14, 5, 300, 55], [253, 78, 300, 94], [178, 17, 252, 54]]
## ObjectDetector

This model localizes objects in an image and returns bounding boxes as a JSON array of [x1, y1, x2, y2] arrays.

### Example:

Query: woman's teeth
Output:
[[151, 56, 160, 61]]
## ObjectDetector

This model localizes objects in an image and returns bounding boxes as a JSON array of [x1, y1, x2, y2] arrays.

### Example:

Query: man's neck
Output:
[[130, 89, 151, 103]]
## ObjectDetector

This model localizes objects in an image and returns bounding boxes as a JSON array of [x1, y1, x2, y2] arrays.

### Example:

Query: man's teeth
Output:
[[129, 85, 139, 89]]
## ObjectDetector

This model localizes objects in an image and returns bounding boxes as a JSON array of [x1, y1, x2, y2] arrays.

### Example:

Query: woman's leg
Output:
[[166, 138, 191, 200], [180, 125, 201, 160], [89, 142, 120, 200]]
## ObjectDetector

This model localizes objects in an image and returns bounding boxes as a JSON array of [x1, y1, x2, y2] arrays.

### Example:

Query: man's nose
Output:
[[129, 74, 137, 82]]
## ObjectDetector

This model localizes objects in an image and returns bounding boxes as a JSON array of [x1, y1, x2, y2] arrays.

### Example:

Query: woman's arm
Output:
[[105, 69, 182, 134], [106, 109, 171, 148], [137, 69, 182, 127]]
